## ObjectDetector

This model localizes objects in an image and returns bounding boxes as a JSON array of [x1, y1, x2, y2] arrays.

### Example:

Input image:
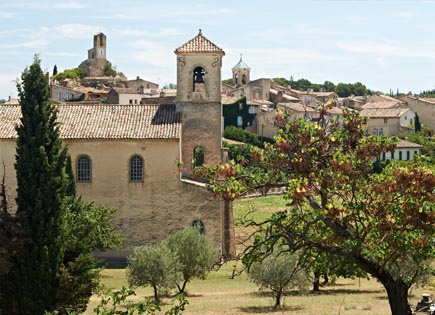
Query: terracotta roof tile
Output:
[[174, 30, 225, 55], [0, 104, 180, 140]]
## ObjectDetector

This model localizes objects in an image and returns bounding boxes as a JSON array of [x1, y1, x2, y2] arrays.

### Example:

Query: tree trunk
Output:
[[274, 289, 282, 309], [177, 280, 188, 294], [312, 270, 321, 291], [153, 285, 160, 304], [382, 279, 412, 315]]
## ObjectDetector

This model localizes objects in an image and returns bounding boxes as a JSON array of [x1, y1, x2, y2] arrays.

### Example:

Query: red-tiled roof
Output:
[[174, 30, 225, 55], [0, 104, 180, 140]]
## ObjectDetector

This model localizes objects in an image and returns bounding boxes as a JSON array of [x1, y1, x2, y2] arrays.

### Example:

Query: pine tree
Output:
[[1, 56, 67, 315]]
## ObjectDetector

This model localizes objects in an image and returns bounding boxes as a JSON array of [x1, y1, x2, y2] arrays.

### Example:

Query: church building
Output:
[[0, 31, 236, 264]]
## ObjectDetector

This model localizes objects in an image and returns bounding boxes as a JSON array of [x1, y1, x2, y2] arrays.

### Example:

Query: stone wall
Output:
[[0, 139, 228, 263]]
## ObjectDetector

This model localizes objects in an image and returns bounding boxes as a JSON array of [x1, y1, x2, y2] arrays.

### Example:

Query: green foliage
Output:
[[52, 68, 86, 81], [127, 243, 181, 303], [164, 228, 214, 294], [222, 78, 233, 86], [103, 62, 117, 77], [65, 154, 76, 197], [1, 55, 68, 315], [224, 126, 273, 147], [56, 197, 123, 313], [193, 146, 204, 167], [272, 77, 370, 96], [248, 250, 309, 308], [199, 108, 435, 315], [399, 131, 435, 161], [222, 97, 256, 129]]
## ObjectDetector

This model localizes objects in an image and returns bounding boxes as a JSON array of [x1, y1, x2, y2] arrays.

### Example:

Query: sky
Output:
[[1, 0, 435, 99]]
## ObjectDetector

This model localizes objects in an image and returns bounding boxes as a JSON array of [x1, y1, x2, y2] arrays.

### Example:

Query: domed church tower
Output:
[[232, 54, 250, 87]]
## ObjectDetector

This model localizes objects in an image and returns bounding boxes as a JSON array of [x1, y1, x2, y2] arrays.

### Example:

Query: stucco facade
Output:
[[0, 32, 236, 264]]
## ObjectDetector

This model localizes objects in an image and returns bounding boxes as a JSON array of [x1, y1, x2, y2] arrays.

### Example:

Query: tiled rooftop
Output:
[[0, 104, 180, 140], [174, 30, 225, 55], [360, 107, 410, 118], [362, 101, 400, 109]]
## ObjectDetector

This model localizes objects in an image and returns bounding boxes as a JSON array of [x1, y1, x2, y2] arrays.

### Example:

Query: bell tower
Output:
[[175, 30, 225, 176], [232, 54, 250, 87]]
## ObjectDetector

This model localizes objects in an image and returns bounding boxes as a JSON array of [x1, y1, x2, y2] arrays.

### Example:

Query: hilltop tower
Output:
[[79, 32, 109, 77], [175, 29, 225, 176], [232, 54, 250, 87]]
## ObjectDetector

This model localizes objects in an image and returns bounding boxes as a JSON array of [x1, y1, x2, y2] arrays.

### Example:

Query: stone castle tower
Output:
[[79, 32, 109, 77], [175, 30, 225, 176], [232, 55, 250, 87]]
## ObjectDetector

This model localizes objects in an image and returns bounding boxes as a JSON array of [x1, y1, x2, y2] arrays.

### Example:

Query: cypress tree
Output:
[[415, 112, 422, 132], [1, 56, 67, 315], [53, 64, 58, 76]]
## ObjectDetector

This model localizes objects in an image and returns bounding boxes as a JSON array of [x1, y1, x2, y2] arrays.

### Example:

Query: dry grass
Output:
[[84, 196, 429, 314], [86, 265, 427, 315]]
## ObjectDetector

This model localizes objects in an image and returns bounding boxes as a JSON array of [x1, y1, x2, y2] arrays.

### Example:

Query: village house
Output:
[[360, 107, 415, 136], [0, 31, 236, 264], [398, 95, 435, 131]]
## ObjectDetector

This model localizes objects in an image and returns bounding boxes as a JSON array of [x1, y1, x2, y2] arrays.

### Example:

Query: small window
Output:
[[237, 116, 243, 127], [406, 151, 410, 160], [373, 128, 378, 136], [242, 74, 247, 85], [134, 99, 137, 104], [191, 220, 205, 234], [382, 152, 386, 161], [379, 128, 383, 135], [193, 146, 204, 167], [77, 156, 91, 182], [130, 155, 143, 182], [399, 151, 402, 160], [415, 150, 418, 155], [248, 106, 255, 114], [57, 92, 62, 101], [129, 99, 133, 104]]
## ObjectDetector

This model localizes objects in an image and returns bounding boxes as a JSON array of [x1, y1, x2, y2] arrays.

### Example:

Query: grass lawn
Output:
[[85, 196, 428, 315]]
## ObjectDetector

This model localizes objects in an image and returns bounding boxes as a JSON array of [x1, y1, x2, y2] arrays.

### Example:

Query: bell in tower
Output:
[[193, 66, 205, 92]]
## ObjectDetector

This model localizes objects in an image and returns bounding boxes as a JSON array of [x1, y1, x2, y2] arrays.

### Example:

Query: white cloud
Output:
[[160, 7, 235, 18], [53, 24, 102, 39], [0, 1, 87, 9], [337, 42, 435, 59], [0, 40, 48, 49], [0, 12, 14, 18], [391, 10, 417, 22], [113, 28, 185, 38], [127, 40, 174, 68]]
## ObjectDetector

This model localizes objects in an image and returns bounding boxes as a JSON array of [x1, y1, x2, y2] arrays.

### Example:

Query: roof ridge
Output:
[[174, 29, 225, 55]]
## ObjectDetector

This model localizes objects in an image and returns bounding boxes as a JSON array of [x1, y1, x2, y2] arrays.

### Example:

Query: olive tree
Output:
[[127, 243, 180, 303], [248, 250, 309, 308], [164, 228, 214, 294]]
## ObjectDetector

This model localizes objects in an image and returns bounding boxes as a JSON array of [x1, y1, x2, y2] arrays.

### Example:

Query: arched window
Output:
[[242, 74, 247, 85], [193, 146, 204, 167], [191, 220, 205, 234], [77, 155, 91, 182], [193, 67, 205, 92], [130, 155, 143, 182]]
